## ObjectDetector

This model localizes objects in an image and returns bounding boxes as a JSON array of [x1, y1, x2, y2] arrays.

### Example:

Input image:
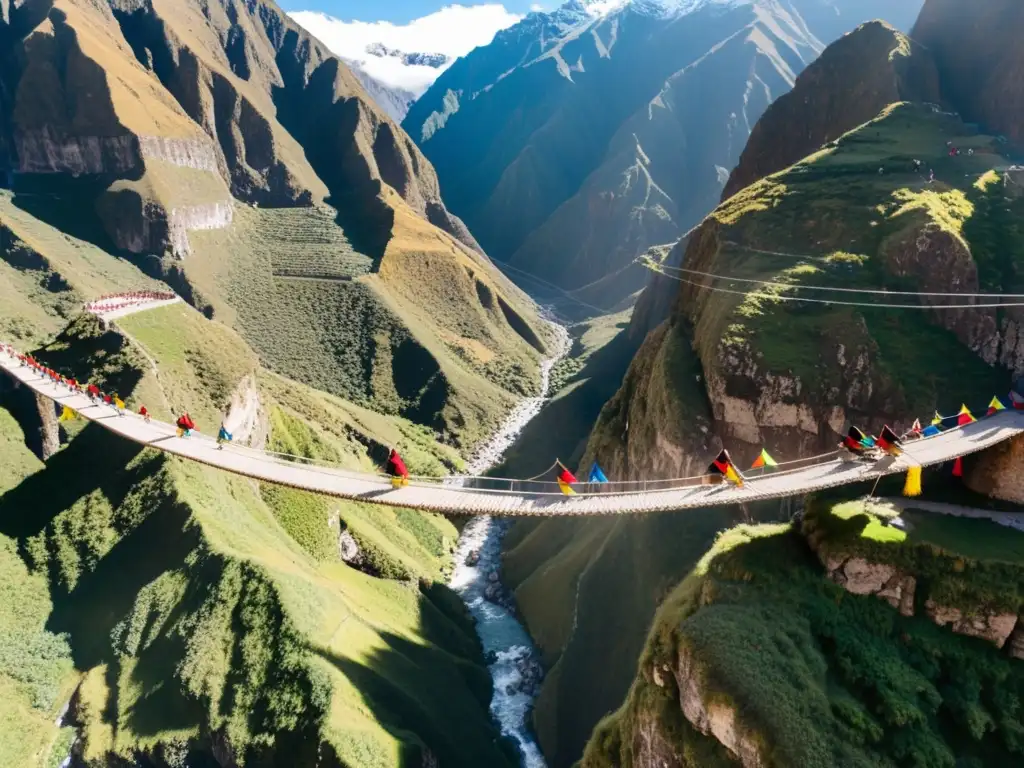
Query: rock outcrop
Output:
[[675, 647, 766, 768], [823, 555, 917, 617], [723, 21, 939, 199], [964, 433, 1024, 504]]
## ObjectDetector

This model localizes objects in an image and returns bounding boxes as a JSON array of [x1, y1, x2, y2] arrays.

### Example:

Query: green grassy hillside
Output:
[[0, 299, 516, 766], [583, 520, 1024, 768]]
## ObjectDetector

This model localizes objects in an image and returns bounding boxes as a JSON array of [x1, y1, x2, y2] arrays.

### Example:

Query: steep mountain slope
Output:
[[0, 0, 552, 452], [404, 0, 925, 307], [913, 0, 1024, 146], [582, 515, 1024, 767], [0, 300, 521, 766], [586, 40, 1023, 482], [504, 15, 1024, 768]]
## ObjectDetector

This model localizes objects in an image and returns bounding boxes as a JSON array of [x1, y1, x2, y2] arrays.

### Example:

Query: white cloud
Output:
[[289, 4, 523, 94], [529, 3, 545, 10]]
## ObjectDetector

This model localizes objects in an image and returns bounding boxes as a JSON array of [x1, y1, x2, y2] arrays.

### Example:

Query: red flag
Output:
[[953, 457, 963, 478], [876, 426, 903, 457], [910, 419, 922, 434], [558, 468, 578, 485]]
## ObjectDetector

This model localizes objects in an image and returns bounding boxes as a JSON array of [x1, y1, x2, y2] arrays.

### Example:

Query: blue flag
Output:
[[589, 462, 609, 483]]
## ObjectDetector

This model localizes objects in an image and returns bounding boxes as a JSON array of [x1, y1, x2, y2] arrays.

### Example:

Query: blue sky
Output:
[[279, 1, 543, 25]]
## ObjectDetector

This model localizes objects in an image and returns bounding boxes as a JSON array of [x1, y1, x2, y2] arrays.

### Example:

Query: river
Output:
[[448, 321, 571, 768]]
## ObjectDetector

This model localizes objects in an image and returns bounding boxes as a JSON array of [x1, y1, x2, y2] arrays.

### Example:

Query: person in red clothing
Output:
[[139, 405, 151, 423], [385, 448, 409, 488], [87, 383, 100, 400], [176, 412, 196, 437]]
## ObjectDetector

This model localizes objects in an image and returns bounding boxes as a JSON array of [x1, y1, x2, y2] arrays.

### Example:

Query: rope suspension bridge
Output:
[[4, 346, 1023, 517]]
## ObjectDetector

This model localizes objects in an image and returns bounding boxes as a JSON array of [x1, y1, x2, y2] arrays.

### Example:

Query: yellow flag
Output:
[[931, 411, 942, 426], [903, 465, 922, 498], [725, 465, 744, 488], [59, 406, 76, 422], [557, 479, 577, 496]]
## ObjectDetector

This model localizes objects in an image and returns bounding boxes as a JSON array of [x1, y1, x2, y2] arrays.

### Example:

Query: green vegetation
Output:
[[584, 522, 1024, 768], [0, 297, 514, 765], [496, 309, 638, 477], [804, 499, 1024, 614], [0, 191, 165, 347], [185, 203, 544, 451], [673, 103, 1016, 416]]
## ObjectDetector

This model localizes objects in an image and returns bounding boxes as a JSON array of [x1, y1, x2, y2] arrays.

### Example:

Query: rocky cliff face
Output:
[[580, 521, 1024, 768], [913, 0, 1024, 146], [1, 0, 550, 451], [586, 19, 1021, 481], [406, 0, 924, 308], [723, 20, 939, 199]]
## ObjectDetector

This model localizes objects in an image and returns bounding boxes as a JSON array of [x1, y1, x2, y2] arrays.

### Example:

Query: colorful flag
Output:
[[876, 425, 903, 457], [903, 465, 922, 497], [750, 449, 778, 470], [987, 396, 1006, 416], [558, 467, 578, 496], [922, 425, 941, 437], [844, 427, 871, 454], [957, 405, 976, 426], [910, 419, 922, 434], [58, 406, 76, 422], [953, 457, 964, 478], [708, 450, 743, 487], [588, 462, 609, 484], [931, 411, 943, 426]]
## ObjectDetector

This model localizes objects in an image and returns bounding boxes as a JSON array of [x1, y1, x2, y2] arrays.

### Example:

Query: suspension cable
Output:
[[658, 261, 1024, 299], [645, 265, 1024, 310]]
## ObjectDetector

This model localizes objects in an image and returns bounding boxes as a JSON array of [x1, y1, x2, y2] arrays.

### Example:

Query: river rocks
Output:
[[464, 549, 480, 567], [925, 601, 1019, 648]]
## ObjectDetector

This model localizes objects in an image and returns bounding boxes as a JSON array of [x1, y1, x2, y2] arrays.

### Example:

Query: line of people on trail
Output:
[[4, 340, 235, 449]]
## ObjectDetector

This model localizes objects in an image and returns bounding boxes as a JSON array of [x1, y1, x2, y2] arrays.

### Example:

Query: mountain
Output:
[[503, 9, 1024, 766], [583, 18, 1022, 483], [345, 45, 449, 122], [0, 0, 552, 454], [403, 0, 926, 308], [366, 42, 448, 70], [0, 0, 555, 764], [347, 65, 417, 122]]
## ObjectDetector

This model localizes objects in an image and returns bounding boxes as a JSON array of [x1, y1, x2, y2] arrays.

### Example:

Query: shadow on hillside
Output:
[[11, 175, 122, 253], [306, 580, 522, 768], [0, 426, 146, 540]]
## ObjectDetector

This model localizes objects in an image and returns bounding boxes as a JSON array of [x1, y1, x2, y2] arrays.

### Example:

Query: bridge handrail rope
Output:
[[1, 341, 1015, 501]]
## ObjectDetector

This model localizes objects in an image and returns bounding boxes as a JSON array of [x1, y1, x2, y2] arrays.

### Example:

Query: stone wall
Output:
[[965, 432, 1024, 504]]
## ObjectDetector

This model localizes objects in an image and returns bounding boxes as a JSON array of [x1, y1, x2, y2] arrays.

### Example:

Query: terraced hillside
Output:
[[0, 300, 518, 767], [261, 207, 374, 281]]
